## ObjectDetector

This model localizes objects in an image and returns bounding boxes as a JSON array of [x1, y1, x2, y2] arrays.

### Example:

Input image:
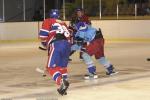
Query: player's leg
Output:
[[82, 52, 98, 79], [47, 43, 62, 84], [47, 66, 69, 95], [69, 44, 81, 61], [57, 40, 71, 80], [97, 57, 118, 75], [46, 43, 68, 95], [69, 45, 76, 61], [57, 66, 69, 95], [56, 40, 71, 95], [95, 38, 118, 75], [47, 67, 62, 85]]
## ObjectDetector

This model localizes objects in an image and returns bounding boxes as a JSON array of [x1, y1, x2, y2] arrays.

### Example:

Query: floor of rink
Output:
[[0, 41, 150, 100]]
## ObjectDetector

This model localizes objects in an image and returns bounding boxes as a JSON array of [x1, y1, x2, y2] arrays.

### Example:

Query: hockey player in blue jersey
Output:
[[75, 22, 118, 79], [69, 8, 91, 60]]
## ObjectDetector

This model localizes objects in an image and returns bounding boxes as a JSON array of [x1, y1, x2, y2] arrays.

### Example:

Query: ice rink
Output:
[[0, 41, 150, 100]]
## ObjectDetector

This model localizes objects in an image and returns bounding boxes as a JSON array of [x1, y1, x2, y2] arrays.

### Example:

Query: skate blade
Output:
[[84, 75, 98, 80], [109, 71, 119, 76]]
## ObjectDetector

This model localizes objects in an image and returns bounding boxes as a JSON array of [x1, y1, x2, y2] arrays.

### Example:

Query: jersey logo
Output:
[[79, 25, 87, 30]]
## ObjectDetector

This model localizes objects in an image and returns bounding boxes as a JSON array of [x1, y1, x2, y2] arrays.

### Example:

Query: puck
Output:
[[147, 58, 150, 61]]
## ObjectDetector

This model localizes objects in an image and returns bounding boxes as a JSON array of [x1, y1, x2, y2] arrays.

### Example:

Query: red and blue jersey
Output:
[[39, 18, 54, 40], [39, 18, 71, 46]]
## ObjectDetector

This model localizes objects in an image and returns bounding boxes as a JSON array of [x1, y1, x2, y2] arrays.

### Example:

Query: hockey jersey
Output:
[[39, 18, 70, 46], [75, 25, 97, 42]]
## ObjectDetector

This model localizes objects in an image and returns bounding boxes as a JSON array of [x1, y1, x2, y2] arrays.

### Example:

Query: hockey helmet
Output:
[[50, 9, 60, 19]]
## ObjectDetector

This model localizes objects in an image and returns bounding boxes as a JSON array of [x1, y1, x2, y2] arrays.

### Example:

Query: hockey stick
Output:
[[36, 67, 47, 77]]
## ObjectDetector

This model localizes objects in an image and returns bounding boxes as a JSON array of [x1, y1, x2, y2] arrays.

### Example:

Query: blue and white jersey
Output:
[[75, 25, 97, 42]]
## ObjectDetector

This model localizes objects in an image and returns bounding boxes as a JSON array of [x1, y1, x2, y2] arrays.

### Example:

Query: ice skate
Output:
[[84, 72, 98, 79], [106, 65, 118, 76], [57, 79, 69, 96]]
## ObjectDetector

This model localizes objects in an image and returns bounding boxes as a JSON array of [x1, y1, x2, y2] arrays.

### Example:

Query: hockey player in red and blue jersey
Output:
[[39, 9, 71, 95]]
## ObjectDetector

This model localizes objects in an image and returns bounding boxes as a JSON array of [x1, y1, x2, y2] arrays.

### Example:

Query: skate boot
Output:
[[106, 65, 118, 75], [84, 72, 98, 79], [57, 79, 69, 96]]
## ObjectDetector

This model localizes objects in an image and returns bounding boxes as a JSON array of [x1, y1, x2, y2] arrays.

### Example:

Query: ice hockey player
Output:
[[69, 8, 91, 60], [75, 22, 118, 79], [39, 9, 71, 95]]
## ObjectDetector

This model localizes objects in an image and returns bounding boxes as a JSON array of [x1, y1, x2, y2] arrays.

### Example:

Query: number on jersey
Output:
[[52, 23, 70, 38]]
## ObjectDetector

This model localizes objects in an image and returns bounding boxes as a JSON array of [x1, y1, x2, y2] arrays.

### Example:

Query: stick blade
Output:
[[36, 67, 44, 74]]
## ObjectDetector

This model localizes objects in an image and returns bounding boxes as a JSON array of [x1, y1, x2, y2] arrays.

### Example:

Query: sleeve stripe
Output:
[[40, 29, 49, 33], [49, 30, 56, 33], [39, 31, 49, 36], [39, 36, 48, 38]]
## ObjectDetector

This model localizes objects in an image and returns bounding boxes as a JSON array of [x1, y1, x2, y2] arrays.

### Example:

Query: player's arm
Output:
[[61, 22, 72, 42], [39, 19, 51, 47]]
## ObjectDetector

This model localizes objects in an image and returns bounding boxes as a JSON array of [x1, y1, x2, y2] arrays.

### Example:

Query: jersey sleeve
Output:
[[39, 19, 51, 40]]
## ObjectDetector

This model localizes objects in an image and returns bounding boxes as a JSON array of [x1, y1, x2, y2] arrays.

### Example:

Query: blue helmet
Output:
[[50, 9, 60, 19]]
